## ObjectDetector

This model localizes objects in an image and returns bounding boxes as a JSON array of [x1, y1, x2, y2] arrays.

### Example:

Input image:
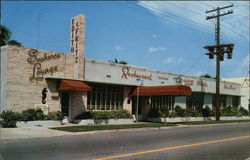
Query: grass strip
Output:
[[51, 123, 176, 132], [178, 119, 250, 125]]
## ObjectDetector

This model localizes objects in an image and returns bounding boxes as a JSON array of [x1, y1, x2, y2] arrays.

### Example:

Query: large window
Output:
[[151, 95, 175, 110], [186, 92, 204, 110], [87, 84, 124, 110], [212, 94, 226, 108], [232, 96, 239, 107]]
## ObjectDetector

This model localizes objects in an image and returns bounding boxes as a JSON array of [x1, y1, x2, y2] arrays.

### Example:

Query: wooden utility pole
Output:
[[204, 4, 234, 121]]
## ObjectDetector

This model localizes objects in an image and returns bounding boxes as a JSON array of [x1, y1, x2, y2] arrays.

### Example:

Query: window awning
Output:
[[132, 85, 192, 96], [58, 80, 92, 91]]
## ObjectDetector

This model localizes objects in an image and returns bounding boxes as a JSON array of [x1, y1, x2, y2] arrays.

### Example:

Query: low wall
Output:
[[147, 116, 249, 123], [73, 119, 134, 125], [17, 120, 62, 127]]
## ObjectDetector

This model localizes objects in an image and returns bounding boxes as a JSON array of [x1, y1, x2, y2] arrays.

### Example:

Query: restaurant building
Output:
[[0, 14, 242, 121]]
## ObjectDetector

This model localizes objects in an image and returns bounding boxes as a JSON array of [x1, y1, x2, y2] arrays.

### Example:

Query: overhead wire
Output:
[[113, 1, 248, 76]]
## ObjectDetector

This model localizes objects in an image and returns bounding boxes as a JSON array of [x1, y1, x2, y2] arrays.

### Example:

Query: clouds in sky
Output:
[[163, 57, 183, 64], [138, 1, 249, 41], [149, 46, 166, 52], [152, 34, 158, 39], [114, 46, 123, 51]]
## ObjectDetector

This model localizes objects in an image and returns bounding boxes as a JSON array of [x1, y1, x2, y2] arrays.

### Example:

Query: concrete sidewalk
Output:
[[0, 126, 72, 140], [0, 122, 249, 141]]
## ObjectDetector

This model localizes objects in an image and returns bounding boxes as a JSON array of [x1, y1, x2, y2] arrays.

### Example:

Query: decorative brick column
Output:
[[70, 14, 85, 79]]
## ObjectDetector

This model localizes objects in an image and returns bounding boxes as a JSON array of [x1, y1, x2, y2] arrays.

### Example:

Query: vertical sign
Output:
[[71, 16, 80, 63], [70, 14, 85, 79]]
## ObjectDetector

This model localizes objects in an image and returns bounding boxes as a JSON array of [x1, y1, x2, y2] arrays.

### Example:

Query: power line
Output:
[[204, 4, 234, 121]]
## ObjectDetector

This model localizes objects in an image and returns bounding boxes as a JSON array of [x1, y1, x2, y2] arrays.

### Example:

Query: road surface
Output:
[[0, 123, 249, 160]]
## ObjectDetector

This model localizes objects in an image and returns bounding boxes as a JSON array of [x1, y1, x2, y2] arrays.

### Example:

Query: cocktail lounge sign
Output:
[[121, 66, 152, 80], [27, 49, 60, 80]]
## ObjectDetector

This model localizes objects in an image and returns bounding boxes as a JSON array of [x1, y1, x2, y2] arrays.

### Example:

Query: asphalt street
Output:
[[0, 123, 249, 160]]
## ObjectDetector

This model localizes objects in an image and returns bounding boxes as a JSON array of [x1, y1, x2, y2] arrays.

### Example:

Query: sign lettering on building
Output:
[[183, 80, 194, 86], [71, 16, 81, 63], [27, 49, 60, 80], [174, 76, 183, 85], [121, 66, 152, 80], [224, 84, 235, 90], [158, 76, 168, 80], [196, 80, 208, 87]]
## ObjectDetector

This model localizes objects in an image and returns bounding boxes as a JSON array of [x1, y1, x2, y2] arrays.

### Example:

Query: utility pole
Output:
[[204, 4, 234, 121]]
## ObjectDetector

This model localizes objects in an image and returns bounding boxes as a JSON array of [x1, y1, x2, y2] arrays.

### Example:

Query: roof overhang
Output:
[[132, 85, 192, 96], [58, 80, 92, 91]]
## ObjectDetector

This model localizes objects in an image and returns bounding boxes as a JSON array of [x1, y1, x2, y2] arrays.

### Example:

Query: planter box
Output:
[[220, 116, 249, 120], [147, 116, 249, 123], [17, 120, 62, 127], [73, 119, 134, 125]]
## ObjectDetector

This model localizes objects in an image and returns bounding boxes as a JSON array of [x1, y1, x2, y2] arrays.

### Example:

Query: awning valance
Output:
[[58, 80, 92, 91], [132, 85, 192, 96]]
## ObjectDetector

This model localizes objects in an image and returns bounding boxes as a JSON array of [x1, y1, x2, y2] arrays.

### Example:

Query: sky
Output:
[[2, 1, 249, 78]]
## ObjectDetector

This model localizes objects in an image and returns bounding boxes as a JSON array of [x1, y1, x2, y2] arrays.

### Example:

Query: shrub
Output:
[[112, 110, 133, 119], [160, 106, 169, 118], [46, 111, 64, 120], [238, 106, 249, 116], [221, 106, 236, 116], [75, 110, 132, 120], [0, 110, 21, 128], [168, 110, 178, 118], [185, 108, 202, 117], [91, 111, 110, 119], [147, 106, 169, 118], [202, 106, 214, 117], [174, 106, 185, 117], [75, 111, 92, 119], [21, 108, 45, 121]]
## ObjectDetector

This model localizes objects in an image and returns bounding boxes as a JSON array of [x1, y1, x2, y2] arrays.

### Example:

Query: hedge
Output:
[[147, 105, 249, 118], [0, 109, 64, 128], [75, 110, 133, 120], [0, 110, 21, 128]]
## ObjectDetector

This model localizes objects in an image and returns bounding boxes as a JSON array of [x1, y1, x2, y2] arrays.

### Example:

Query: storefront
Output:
[[0, 14, 242, 122]]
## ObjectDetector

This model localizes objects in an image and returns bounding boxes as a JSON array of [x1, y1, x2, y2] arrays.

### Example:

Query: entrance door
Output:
[[61, 92, 70, 116], [132, 96, 145, 121]]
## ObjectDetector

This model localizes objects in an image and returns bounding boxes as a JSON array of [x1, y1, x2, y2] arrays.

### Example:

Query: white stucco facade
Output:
[[84, 59, 242, 110], [222, 77, 249, 110]]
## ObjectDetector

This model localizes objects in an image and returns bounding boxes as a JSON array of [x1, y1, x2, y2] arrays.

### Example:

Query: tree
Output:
[[0, 25, 21, 47], [109, 58, 127, 65], [7, 40, 22, 47], [0, 25, 12, 46], [201, 74, 215, 79]]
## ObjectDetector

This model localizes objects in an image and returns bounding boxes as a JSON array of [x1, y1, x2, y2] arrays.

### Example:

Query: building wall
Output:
[[71, 91, 87, 119], [0, 46, 8, 112], [241, 88, 249, 109], [3, 45, 78, 112], [85, 59, 241, 96], [222, 77, 249, 110], [123, 86, 132, 113]]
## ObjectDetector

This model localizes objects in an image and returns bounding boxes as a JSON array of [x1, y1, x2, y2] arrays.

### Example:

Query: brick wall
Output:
[[71, 91, 87, 119], [5, 45, 79, 112]]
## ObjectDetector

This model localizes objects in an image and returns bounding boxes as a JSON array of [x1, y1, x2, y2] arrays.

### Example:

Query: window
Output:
[[87, 83, 124, 110], [186, 92, 204, 110], [212, 94, 226, 108], [232, 96, 239, 107], [151, 95, 175, 110]]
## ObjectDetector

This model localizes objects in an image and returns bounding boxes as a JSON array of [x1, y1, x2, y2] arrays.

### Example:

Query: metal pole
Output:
[[136, 85, 139, 122]]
